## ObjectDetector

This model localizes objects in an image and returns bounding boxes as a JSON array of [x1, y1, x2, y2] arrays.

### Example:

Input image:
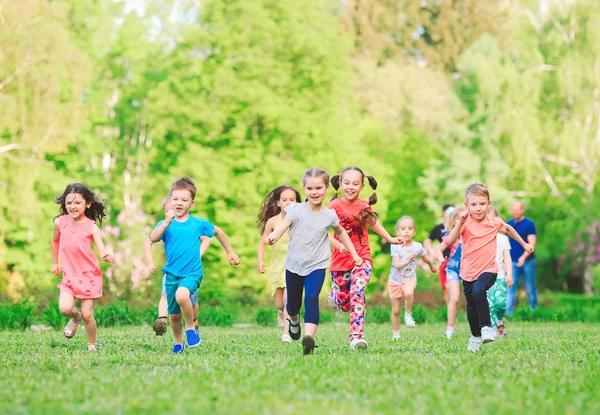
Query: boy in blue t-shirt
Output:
[[150, 177, 240, 354]]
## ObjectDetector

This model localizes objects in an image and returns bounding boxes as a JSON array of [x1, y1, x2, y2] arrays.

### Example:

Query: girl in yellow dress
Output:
[[257, 185, 301, 343]]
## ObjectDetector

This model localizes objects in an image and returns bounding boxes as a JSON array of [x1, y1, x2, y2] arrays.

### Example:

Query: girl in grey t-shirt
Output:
[[266, 168, 361, 355]]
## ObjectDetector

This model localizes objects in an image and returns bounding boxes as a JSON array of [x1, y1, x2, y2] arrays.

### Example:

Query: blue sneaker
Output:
[[186, 328, 201, 348], [172, 343, 185, 354]]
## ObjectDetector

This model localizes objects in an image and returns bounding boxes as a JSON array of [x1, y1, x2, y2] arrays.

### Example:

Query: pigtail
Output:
[[330, 174, 341, 201], [365, 175, 378, 206]]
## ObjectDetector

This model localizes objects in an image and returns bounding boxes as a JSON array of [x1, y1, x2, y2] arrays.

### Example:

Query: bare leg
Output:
[[81, 299, 96, 345], [193, 303, 199, 327], [170, 313, 183, 344], [175, 287, 195, 330], [274, 287, 285, 310], [305, 322, 318, 337], [447, 280, 461, 327], [404, 294, 414, 314], [391, 298, 402, 332], [59, 292, 81, 320], [282, 288, 289, 335], [158, 294, 168, 317]]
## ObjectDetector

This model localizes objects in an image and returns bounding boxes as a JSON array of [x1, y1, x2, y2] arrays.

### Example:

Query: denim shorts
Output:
[[446, 268, 462, 282]]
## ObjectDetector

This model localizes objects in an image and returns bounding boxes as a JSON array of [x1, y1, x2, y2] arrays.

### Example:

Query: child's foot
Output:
[[392, 331, 401, 341], [277, 310, 285, 327], [87, 344, 97, 351], [481, 326, 497, 343], [350, 337, 368, 350], [445, 327, 455, 339], [287, 318, 301, 341], [468, 336, 482, 353], [186, 328, 201, 348], [63, 315, 81, 339], [302, 335, 316, 355], [172, 343, 185, 354], [404, 313, 416, 328], [281, 333, 292, 343], [497, 325, 506, 337], [152, 317, 167, 336]]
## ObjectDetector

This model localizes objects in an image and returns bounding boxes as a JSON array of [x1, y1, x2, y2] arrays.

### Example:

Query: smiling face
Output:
[[170, 189, 195, 218], [303, 176, 329, 207], [340, 169, 365, 202], [465, 194, 492, 222], [277, 189, 297, 211], [396, 218, 416, 242], [65, 192, 90, 222]]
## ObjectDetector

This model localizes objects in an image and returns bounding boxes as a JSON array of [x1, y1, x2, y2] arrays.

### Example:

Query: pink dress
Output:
[[57, 215, 103, 299]]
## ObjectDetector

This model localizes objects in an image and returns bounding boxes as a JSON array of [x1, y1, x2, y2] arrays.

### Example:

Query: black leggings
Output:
[[285, 269, 326, 325]]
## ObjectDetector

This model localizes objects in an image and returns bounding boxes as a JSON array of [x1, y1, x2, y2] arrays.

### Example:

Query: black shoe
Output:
[[302, 335, 316, 355], [287, 318, 301, 341]]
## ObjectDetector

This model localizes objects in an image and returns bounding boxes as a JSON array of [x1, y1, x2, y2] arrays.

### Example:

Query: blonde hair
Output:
[[488, 205, 499, 218], [465, 183, 490, 201], [448, 207, 467, 230], [395, 215, 416, 233], [161, 195, 170, 210]]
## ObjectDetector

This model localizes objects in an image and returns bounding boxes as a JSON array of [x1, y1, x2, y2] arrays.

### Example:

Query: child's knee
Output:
[[472, 286, 487, 299], [305, 292, 319, 307], [58, 304, 72, 316], [81, 309, 94, 323], [170, 313, 182, 322], [175, 288, 191, 304]]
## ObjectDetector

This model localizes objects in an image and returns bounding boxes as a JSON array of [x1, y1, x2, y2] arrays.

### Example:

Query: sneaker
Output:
[[172, 343, 185, 354], [152, 318, 167, 336], [350, 338, 368, 350], [445, 328, 455, 339], [281, 334, 292, 344], [481, 326, 497, 343], [467, 336, 482, 353], [497, 325, 506, 337], [392, 333, 401, 341], [404, 314, 416, 328], [302, 335, 316, 355], [186, 328, 201, 348], [287, 318, 301, 341]]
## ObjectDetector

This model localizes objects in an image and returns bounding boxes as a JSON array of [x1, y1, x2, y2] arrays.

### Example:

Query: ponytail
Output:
[[330, 174, 341, 201]]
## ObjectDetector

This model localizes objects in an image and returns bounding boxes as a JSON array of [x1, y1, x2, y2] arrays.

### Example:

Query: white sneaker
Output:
[[404, 314, 416, 328], [392, 333, 401, 341], [468, 336, 482, 353], [445, 328, 454, 339], [281, 334, 292, 344], [481, 326, 497, 343], [350, 338, 368, 350]]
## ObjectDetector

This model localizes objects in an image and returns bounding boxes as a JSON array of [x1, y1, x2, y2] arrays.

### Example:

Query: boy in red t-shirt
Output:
[[447, 184, 533, 352]]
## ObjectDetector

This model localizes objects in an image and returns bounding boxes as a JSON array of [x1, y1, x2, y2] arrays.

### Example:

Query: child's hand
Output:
[[101, 251, 114, 263], [265, 233, 277, 245], [165, 209, 176, 224], [352, 255, 363, 267], [523, 243, 534, 254], [258, 261, 266, 273], [335, 241, 348, 255], [458, 210, 469, 223], [429, 264, 438, 273], [389, 236, 405, 245], [147, 262, 156, 274], [52, 263, 62, 276], [228, 252, 241, 266], [408, 252, 417, 261], [506, 275, 514, 288]]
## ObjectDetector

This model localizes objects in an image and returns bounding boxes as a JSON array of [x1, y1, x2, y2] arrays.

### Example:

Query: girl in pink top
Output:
[[51, 183, 114, 351]]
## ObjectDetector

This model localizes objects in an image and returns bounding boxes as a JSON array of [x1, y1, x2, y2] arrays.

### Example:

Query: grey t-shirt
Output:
[[284, 202, 339, 276]]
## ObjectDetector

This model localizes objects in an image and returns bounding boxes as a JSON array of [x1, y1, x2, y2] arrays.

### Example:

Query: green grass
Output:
[[1, 323, 598, 414]]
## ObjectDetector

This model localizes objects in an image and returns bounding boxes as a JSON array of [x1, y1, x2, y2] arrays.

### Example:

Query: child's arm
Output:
[[503, 222, 534, 254], [329, 233, 348, 254], [265, 216, 292, 245], [421, 254, 438, 273], [333, 225, 363, 266], [200, 236, 211, 258], [214, 226, 241, 265], [150, 210, 175, 242], [91, 224, 114, 263], [370, 220, 404, 245], [144, 237, 156, 273], [503, 249, 514, 288], [447, 210, 468, 245], [392, 254, 415, 270], [258, 217, 277, 273], [51, 219, 62, 276]]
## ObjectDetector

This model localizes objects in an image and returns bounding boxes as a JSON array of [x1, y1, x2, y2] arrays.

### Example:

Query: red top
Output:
[[329, 198, 373, 271]]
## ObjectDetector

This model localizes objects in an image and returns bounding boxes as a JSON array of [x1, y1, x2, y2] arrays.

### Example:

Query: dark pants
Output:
[[463, 272, 498, 337], [286, 269, 326, 325]]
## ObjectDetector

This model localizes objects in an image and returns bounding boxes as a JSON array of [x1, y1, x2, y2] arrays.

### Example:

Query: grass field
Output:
[[1, 322, 598, 415]]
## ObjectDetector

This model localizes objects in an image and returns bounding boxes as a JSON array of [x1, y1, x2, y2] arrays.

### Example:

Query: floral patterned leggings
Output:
[[329, 262, 372, 340]]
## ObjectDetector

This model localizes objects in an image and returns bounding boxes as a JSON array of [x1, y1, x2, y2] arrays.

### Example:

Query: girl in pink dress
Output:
[[51, 183, 114, 350]]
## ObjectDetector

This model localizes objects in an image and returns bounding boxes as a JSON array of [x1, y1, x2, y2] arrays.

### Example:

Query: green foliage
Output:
[[254, 307, 277, 326], [411, 303, 429, 323], [369, 305, 391, 324], [197, 306, 234, 327], [42, 302, 67, 331], [0, 302, 33, 331]]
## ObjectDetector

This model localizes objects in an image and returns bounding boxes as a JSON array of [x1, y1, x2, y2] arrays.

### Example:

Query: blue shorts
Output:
[[446, 268, 462, 282], [164, 273, 201, 315]]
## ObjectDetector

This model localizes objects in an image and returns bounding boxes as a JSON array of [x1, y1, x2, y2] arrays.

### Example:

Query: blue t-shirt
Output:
[[506, 217, 536, 262], [154, 216, 215, 278]]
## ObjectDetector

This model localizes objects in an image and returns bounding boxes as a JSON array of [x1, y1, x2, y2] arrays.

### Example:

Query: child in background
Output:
[[389, 216, 437, 340], [446, 184, 533, 352], [150, 177, 240, 354], [437, 206, 467, 339], [328, 166, 404, 350], [265, 168, 362, 355], [257, 185, 302, 343], [487, 206, 514, 337], [51, 183, 114, 351], [145, 195, 211, 336]]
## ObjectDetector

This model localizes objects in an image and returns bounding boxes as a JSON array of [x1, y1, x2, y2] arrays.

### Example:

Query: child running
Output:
[[150, 177, 240, 354], [487, 206, 514, 337], [388, 216, 437, 340], [51, 183, 114, 351], [145, 195, 211, 336], [265, 168, 362, 355], [437, 206, 466, 339], [327, 166, 404, 350], [446, 184, 533, 352], [257, 185, 302, 343]]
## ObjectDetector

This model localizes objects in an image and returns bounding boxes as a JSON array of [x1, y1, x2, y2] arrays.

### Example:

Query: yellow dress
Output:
[[269, 213, 289, 296]]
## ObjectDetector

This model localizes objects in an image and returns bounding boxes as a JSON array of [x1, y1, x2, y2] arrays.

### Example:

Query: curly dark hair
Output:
[[256, 185, 301, 234], [53, 183, 107, 225]]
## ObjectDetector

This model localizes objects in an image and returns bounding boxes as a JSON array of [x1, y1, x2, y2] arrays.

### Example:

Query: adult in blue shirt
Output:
[[506, 201, 538, 316]]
